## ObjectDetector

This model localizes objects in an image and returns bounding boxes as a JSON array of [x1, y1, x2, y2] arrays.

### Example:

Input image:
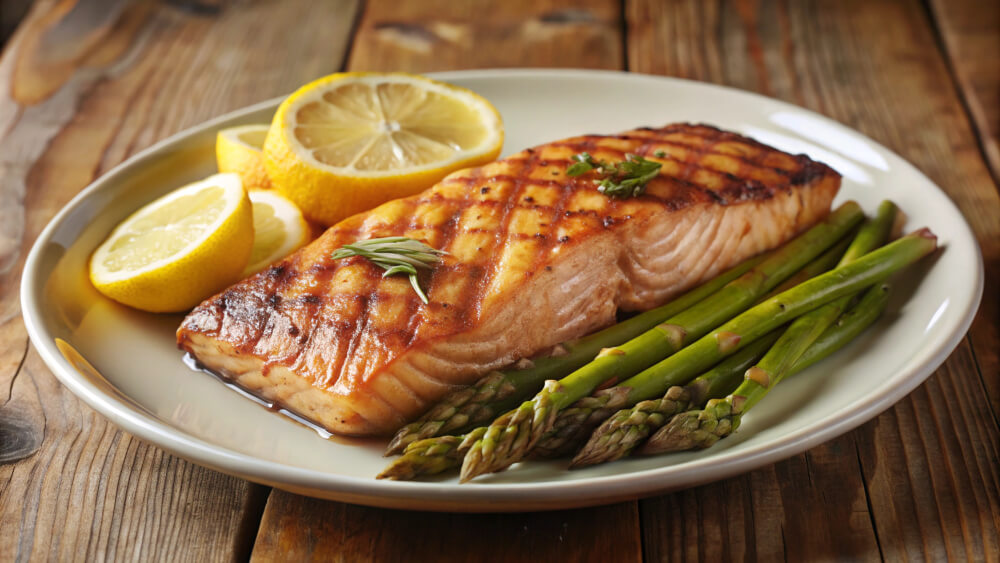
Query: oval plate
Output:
[[21, 69, 983, 512]]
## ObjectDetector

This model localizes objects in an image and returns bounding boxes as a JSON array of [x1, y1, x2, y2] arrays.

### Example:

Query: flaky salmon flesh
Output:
[[177, 123, 840, 436]]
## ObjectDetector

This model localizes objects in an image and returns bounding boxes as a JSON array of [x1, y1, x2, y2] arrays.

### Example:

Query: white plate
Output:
[[21, 69, 983, 512]]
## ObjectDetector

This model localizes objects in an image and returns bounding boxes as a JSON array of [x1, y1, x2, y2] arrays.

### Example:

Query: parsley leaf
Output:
[[566, 152, 663, 198]]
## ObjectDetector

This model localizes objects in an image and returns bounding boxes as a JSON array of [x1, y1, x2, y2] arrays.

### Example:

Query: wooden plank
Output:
[[248, 1, 640, 559], [0, 0, 360, 560], [926, 0, 1000, 419], [641, 436, 883, 562], [627, 0, 1000, 559], [347, 0, 623, 71], [929, 0, 1000, 184], [857, 344, 1000, 561], [252, 491, 641, 562]]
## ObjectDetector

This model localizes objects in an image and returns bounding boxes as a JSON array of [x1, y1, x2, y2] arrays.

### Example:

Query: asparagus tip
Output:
[[912, 227, 937, 243], [384, 426, 416, 456], [637, 411, 703, 454]]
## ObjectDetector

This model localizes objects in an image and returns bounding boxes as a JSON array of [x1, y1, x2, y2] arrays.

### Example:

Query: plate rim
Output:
[[20, 68, 985, 511]]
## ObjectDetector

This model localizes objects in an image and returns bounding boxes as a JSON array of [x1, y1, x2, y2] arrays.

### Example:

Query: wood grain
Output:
[[0, 0, 359, 560], [857, 343, 1000, 560], [628, 0, 1000, 559], [927, 0, 1000, 420], [252, 491, 641, 562], [929, 0, 1000, 184], [640, 433, 883, 562]]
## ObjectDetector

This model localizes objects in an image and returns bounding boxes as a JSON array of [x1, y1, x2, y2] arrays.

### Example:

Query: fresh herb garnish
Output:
[[566, 152, 663, 198], [331, 236, 445, 304]]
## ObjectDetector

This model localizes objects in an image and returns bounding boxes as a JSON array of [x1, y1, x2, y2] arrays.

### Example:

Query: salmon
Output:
[[177, 123, 840, 436]]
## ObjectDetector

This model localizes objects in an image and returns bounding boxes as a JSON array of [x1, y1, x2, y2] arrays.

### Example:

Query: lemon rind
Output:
[[218, 124, 270, 153], [242, 189, 310, 276]]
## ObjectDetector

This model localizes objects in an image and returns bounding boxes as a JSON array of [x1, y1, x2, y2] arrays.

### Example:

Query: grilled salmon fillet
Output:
[[178, 123, 840, 436]]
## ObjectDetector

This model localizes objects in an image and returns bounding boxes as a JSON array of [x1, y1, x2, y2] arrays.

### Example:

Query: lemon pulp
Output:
[[264, 72, 503, 226], [89, 173, 254, 312], [243, 189, 311, 276]]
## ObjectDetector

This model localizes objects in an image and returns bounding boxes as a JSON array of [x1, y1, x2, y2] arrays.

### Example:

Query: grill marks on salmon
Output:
[[178, 123, 841, 436]]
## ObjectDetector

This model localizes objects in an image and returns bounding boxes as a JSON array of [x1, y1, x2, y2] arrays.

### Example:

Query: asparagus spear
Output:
[[383, 250, 768, 455], [571, 201, 898, 466], [568, 332, 779, 467], [640, 281, 892, 454], [459, 228, 936, 482], [378, 428, 486, 480], [531, 235, 852, 459], [761, 234, 852, 299]]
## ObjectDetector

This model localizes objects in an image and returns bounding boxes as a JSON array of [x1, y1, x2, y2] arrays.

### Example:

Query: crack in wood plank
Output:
[[2, 338, 28, 406], [854, 440, 885, 561], [926, 0, 1000, 186]]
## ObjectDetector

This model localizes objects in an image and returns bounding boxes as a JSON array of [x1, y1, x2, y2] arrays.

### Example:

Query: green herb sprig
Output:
[[566, 152, 664, 198], [331, 236, 445, 304]]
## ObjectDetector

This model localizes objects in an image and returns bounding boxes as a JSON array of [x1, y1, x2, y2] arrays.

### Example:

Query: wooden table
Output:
[[1, 1, 997, 560]]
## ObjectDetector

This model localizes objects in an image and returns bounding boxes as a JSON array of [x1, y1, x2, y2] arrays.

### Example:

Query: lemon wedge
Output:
[[89, 173, 254, 313], [217, 124, 272, 190], [263, 72, 503, 226], [243, 189, 311, 276]]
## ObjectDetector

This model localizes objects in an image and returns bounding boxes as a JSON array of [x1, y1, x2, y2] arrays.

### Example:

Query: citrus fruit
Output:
[[216, 124, 272, 190], [263, 72, 503, 226], [89, 172, 254, 313], [243, 189, 311, 276]]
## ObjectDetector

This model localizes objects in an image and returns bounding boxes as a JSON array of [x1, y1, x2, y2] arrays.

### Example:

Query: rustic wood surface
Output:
[[0, 0, 996, 561], [929, 0, 1000, 184]]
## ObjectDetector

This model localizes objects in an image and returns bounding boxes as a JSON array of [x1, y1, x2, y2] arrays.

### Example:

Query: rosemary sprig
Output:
[[566, 152, 663, 198], [331, 236, 445, 303]]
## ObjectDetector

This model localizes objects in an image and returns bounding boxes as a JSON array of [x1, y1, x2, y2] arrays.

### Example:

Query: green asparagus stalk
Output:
[[571, 201, 898, 466], [568, 331, 780, 467], [531, 235, 851, 459], [640, 281, 892, 454], [383, 250, 769, 455], [761, 234, 852, 300], [459, 227, 936, 482]]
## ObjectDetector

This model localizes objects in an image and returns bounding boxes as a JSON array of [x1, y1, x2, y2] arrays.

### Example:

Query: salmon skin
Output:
[[177, 123, 840, 436]]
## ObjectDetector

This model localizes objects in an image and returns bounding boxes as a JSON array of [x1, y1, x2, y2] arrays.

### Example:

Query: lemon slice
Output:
[[263, 72, 503, 226], [217, 124, 272, 190], [243, 189, 311, 276], [89, 173, 254, 313]]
